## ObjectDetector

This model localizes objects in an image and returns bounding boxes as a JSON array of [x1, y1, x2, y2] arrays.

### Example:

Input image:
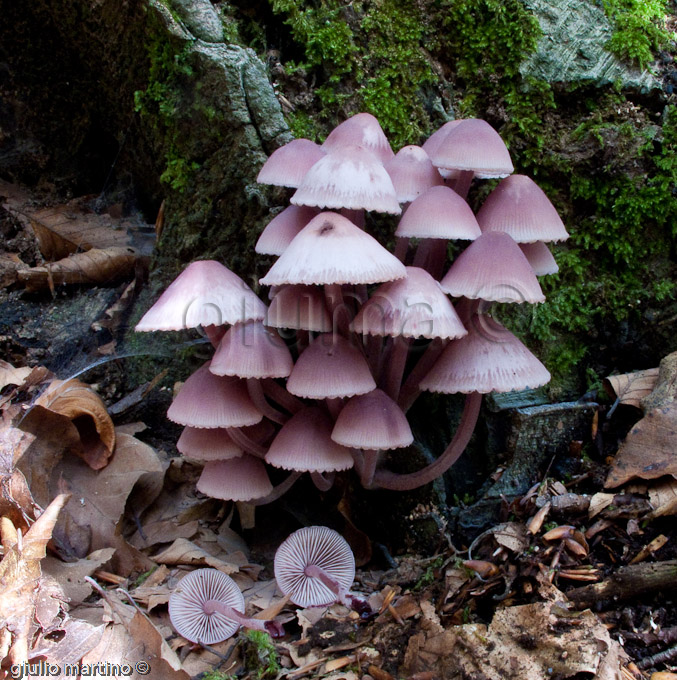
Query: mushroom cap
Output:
[[477, 174, 569, 243], [255, 205, 319, 256], [266, 407, 354, 472], [256, 138, 325, 188], [291, 145, 401, 215], [419, 313, 551, 394], [135, 260, 267, 331], [331, 389, 413, 450], [321, 112, 394, 162], [266, 284, 332, 332], [439, 232, 545, 303], [196, 455, 273, 501], [169, 568, 245, 644], [210, 321, 294, 379], [274, 526, 356, 608], [286, 333, 376, 399], [394, 185, 481, 240], [176, 426, 243, 461], [520, 242, 559, 276], [351, 267, 467, 340], [429, 118, 514, 179], [384, 145, 444, 203], [259, 212, 406, 287], [167, 362, 263, 428], [422, 120, 464, 180]]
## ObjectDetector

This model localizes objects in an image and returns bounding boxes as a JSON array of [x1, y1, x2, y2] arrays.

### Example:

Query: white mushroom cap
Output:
[[169, 568, 245, 644], [274, 526, 356, 608]]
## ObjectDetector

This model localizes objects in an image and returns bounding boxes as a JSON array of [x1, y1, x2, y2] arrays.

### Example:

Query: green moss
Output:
[[601, 0, 674, 69], [242, 630, 280, 680]]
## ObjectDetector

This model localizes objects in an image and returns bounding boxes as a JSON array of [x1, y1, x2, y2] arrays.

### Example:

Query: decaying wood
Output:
[[567, 559, 677, 608]]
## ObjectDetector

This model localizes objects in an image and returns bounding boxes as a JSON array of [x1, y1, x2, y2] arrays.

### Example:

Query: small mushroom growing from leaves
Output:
[[274, 526, 372, 616], [169, 568, 284, 645]]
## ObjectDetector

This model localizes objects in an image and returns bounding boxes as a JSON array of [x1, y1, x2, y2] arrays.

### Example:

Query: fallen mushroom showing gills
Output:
[[169, 569, 284, 644], [274, 526, 372, 616]]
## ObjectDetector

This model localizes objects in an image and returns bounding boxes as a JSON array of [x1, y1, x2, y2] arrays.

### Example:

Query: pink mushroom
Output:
[[169, 568, 284, 644]]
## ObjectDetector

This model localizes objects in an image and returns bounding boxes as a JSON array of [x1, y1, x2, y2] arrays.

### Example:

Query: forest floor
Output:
[[0, 181, 676, 680]]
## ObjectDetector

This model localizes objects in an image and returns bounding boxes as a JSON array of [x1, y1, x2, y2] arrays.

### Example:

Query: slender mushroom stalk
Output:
[[169, 569, 285, 644], [251, 471, 302, 506]]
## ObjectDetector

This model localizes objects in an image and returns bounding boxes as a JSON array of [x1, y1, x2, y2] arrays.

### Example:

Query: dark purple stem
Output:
[[382, 335, 410, 401], [397, 337, 448, 413], [453, 170, 474, 200], [373, 391, 482, 491]]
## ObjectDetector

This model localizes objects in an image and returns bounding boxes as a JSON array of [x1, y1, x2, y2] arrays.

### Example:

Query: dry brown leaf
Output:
[[403, 601, 627, 679], [646, 478, 677, 519], [0, 424, 38, 531], [153, 537, 241, 574], [604, 368, 659, 409], [492, 522, 528, 553], [0, 494, 70, 665], [0, 361, 32, 391], [34, 379, 115, 469], [42, 547, 116, 606], [49, 433, 162, 574], [17, 246, 138, 292], [606, 406, 677, 488], [588, 492, 616, 518], [27, 202, 131, 261], [31, 616, 105, 666]]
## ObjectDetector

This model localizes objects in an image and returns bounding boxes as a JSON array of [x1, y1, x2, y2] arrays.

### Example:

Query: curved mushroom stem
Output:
[[373, 391, 482, 491], [325, 284, 350, 336], [228, 427, 268, 459], [251, 472, 302, 506], [202, 600, 284, 638], [310, 471, 335, 491], [262, 379, 305, 414], [453, 170, 474, 200], [303, 564, 372, 616], [247, 379, 288, 425]]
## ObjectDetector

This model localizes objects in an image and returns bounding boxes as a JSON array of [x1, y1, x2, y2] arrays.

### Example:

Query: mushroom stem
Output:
[[228, 427, 268, 458], [202, 601, 284, 638], [340, 208, 365, 228], [394, 237, 409, 263], [398, 338, 448, 412], [203, 324, 227, 348], [359, 449, 380, 489], [251, 472, 302, 506], [325, 284, 350, 336], [310, 471, 335, 491], [303, 564, 372, 615], [382, 335, 410, 401], [452, 170, 474, 200], [373, 391, 482, 491], [247, 379, 288, 425], [325, 397, 344, 421], [262, 379, 305, 414]]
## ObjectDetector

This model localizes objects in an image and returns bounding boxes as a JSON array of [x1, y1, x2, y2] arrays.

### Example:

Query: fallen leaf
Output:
[[34, 379, 116, 469], [153, 538, 241, 574], [646, 478, 677, 519], [604, 369, 659, 409], [17, 246, 138, 292], [606, 406, 677, 488], [0, 361, 32, 391], [0, 494, 70, 665], [0, 424, 38, 531]]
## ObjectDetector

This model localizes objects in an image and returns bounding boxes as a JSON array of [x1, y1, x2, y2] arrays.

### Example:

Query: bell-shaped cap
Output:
[[167, 362, 263, 428], [291, 145, 401, 214], [332, 389, 413, 450], [196, 455, 273, 501], [266, 284, 332, 332], [260, 212, 406, 287], [176, 426, 243, 461], [384, 145, 443, 203], [135, 260, 267, 331], [422, 120, 464, 180], [286, 334, 376, 399], [419, 313, 551, 394], [321, 112, 394, 162], [477, 174, 569, 243], [520, 242, 559, 276], [429, 118, 514, 179], [351, 267, 467, 340], [255, 205, 319, 256], [395, 186, 481, 240], [169, 568, 245, 644], [256, 138, 325, 188], [440, 232, 545, 303], [274, 526, 356, 608], [266, 407, 354, 472], [210, 321, 293, 379]]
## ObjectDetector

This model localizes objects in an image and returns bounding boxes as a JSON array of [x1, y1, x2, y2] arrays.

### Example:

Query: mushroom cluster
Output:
[[136, 113, 568, 501]]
